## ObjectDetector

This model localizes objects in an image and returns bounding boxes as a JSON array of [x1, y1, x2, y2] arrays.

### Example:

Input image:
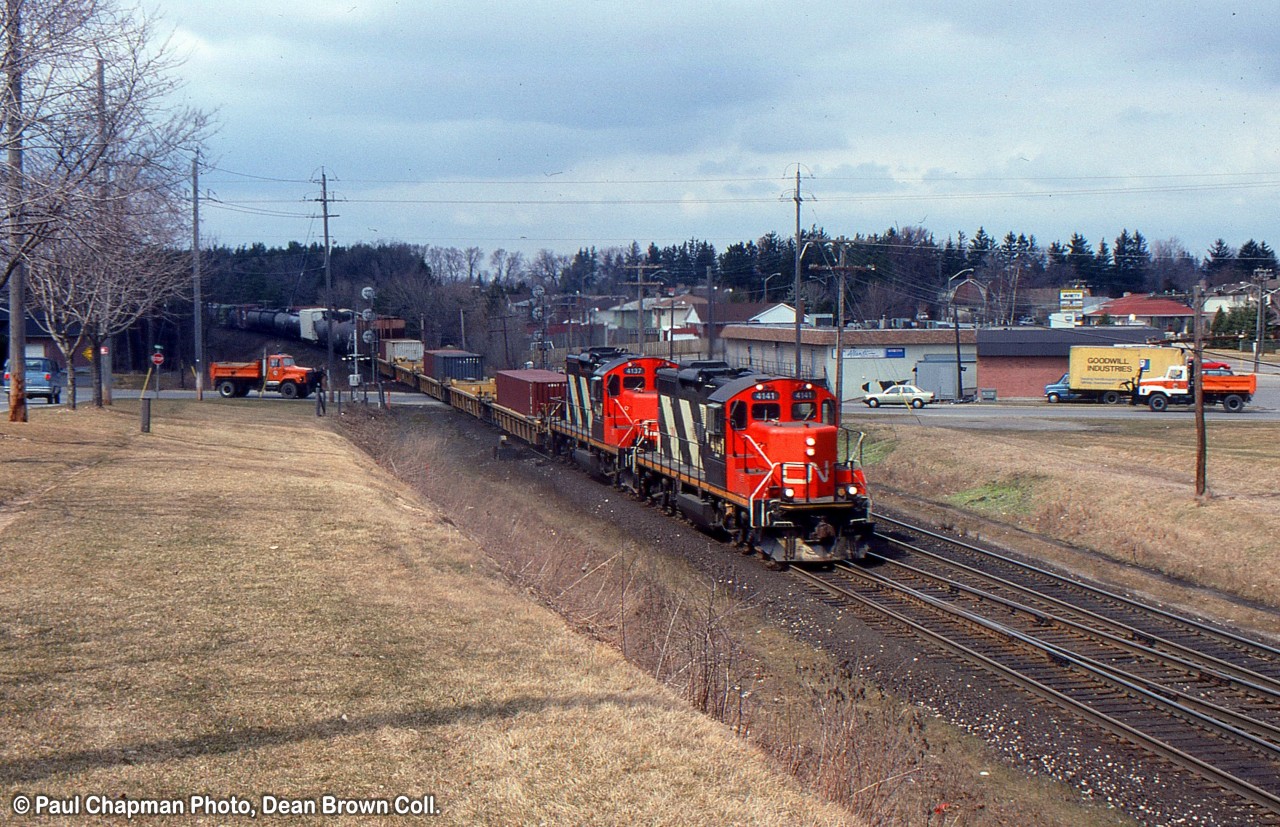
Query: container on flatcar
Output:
[[381, 338, 425, 363], [495, 369, 567, 417], [425, 349, 484, 382]]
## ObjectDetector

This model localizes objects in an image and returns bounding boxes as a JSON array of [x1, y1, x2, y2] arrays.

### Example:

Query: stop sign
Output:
[[151, 352, 164, 366]]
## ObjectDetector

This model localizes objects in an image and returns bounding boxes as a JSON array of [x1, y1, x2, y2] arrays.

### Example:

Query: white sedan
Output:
[[863, 384, 935, 408]]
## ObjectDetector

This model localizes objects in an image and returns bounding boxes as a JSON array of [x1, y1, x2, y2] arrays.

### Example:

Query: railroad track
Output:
[[791, 515, 1280, 823]]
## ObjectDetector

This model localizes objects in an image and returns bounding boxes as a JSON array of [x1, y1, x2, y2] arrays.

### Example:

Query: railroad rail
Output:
[[791, 516, 1280, 822]]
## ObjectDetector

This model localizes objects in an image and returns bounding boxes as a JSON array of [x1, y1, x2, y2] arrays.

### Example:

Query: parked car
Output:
[[864, 384, 934, 408], [3, 357, 66, 404]]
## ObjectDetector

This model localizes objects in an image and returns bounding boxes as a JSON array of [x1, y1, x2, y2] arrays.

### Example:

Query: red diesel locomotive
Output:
[[551, 348, 873, 568]]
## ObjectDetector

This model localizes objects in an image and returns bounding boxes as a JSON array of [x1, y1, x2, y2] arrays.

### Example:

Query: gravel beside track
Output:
[[401, 401, 1280, 826]]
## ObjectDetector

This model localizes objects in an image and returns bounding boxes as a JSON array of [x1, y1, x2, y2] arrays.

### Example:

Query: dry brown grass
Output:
[[341, 406, 1132, 827], [0, 400, 857, 826], [863, 416, 1280, 614]]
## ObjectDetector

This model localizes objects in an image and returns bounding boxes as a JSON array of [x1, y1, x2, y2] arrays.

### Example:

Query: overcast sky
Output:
[[162, 1, 1280, 264]]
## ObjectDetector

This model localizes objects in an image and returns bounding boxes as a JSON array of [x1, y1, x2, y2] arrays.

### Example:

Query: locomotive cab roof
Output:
[[565, 346, 635, 376]]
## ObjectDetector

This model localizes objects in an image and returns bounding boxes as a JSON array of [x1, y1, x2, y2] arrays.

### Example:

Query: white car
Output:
[[863, 384, 934, 408]]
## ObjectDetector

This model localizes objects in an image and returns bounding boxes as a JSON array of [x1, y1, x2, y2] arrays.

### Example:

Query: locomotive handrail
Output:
[[743, 434, 780, 529]]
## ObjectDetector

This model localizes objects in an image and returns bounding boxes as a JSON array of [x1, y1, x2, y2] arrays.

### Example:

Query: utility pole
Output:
[[953, 305, 964, 401], [705, 264, 715, 359], [192, 151, 204, 400], [1194, 279, 1207, 500], [1254, 268, 1272, 374], [808, 241, 873, 428], [316, 170, 335, 404], [6, 1, 26, 422], [625, 260, 662, 351], [793, 167, 804, 378]]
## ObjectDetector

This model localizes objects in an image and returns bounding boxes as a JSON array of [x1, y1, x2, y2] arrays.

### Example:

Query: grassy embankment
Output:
[[859, 414, 1280, 623], [0, 401, 857, 826], [343, 405, 1135, 827]]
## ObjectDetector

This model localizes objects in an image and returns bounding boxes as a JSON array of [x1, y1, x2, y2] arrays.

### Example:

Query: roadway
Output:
[[845, 373, 1280, 427], [23, 372, 1280, 425]]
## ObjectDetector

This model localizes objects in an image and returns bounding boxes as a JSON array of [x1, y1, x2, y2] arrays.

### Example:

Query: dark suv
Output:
[[3, 357, 66, 404]]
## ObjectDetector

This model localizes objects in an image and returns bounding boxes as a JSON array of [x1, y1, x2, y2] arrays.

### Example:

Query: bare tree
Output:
[[463, 245, 485, 281], [423, 245, 465, 282], [4, 0, 206, 418], [489, 247, 524, 283], [529, 248, 567, 288]]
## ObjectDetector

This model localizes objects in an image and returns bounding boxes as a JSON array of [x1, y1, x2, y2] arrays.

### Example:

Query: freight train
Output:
[[209, 304, 358, 353], [380, 346, 875, 569]]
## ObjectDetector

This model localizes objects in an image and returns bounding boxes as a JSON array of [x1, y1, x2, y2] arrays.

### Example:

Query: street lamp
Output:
[[762, 272, 781, 302]]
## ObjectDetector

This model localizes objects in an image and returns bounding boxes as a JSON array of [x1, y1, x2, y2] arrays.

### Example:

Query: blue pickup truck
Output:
[[3, 357, 66, 404]]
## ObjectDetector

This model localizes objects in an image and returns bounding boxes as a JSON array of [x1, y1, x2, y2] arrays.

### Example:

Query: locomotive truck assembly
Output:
[[380, 346, 875, 569]]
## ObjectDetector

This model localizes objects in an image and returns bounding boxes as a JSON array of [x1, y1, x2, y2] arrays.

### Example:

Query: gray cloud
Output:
[[167, 0, 1280, 257]]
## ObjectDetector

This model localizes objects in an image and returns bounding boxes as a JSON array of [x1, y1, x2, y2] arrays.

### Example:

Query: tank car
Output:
[[313, 309, 356, 352]]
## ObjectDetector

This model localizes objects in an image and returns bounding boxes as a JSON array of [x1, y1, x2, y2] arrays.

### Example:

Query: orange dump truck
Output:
[[1136, 362, 1257, 412], [209, 353, 323, 399]]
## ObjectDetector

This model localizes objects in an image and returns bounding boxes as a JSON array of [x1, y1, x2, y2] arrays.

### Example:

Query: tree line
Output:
[[199, 225, 1277, 355]]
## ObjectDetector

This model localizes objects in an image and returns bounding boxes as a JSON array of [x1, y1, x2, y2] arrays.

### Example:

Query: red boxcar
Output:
[[495, 369, 567, 417]]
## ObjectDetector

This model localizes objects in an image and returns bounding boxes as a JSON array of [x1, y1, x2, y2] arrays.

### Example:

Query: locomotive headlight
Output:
[[783, 487, 795, 499], [805, 437, 816, 446], [805, 448, 816, 457]]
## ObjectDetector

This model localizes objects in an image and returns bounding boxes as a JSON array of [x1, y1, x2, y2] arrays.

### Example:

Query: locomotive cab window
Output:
[[791, 401, 817, 421], [606, 375, 620, 396], [752, 403, 781, 421], [822, 399, 835, 424], [623, 376, 646, 391], [729, 400, 748, 430]]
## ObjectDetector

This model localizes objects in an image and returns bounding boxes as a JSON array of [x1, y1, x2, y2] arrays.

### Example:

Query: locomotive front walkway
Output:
[[0, 402, 854, 826]]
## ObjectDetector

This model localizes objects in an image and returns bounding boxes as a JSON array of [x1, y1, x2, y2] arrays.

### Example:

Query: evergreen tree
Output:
[[967, 226, 996, 266], [1236, 240, 1278, 277], [1111, 229, 1150, 295], [1205, 239, 1235, 285], [1094, 240, 1113, 293], [1065, 233, 1094, 285]]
